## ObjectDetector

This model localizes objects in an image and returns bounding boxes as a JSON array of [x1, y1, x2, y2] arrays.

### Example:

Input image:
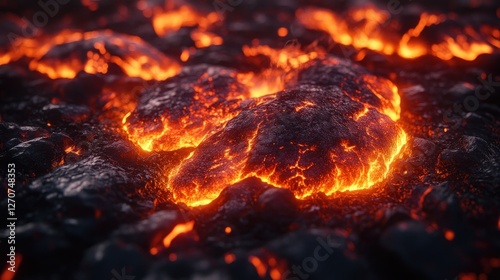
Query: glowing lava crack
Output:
[[125, 56, 407, 206]]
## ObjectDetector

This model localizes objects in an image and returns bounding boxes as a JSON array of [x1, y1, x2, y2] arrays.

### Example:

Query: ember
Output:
[[0, 0, 499, 280]]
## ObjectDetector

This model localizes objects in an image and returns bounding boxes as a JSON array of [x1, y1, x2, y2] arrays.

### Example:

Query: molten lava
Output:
[[26, 2, 495, 207], [117, 26, 408, 205], [142, 0, 222, 49], [236, 45, 321, 98], [0, 30, 181, 80], [123, 65, 250, 151], [122, 45, 320, 151], [297, 6, 498, 61], [162, 221, 195, 248], [132, 57, 406, 205]]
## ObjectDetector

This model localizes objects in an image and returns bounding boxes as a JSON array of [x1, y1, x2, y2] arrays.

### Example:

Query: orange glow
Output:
[[122, 73, 247, 152], [237, 45, 321, 98], [150, 247, 158, 255], [224, 253, 236, 264], [459, 273, 479, 280], [151, 4, 220, 36], [297, 6, 394, 55], [445, 230, 455, 241], [0, 52, 16, 65], [246, 255, 285, 279], [166, 59, 407, 206], [249, 256, 267, 278], [180, 49, 190, 62], [1, 255, 21, 280], [362, 75, 401, 121], [122, 45, 320, 153], [81, 0, 98, 11], [169, 253, 177, 261], [398, 13, 444, 59], [225, 226, 232, 234], [270, 268, 282, 280], [116, 17, 408, 207], [190, 30, 224, 48], [64, 146, 82, 155], [2, 30, 180, 80], [162, 221, 195, 248], [277, 27, 288, 37], [297, 6, 498, 61], [432, 35, 493, 61]]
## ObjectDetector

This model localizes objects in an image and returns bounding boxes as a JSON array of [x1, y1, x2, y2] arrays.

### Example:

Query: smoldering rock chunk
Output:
[[76, 241, 148, 280], [412, 138, 436, 160], [171, 83, 404, 203], [0, 123, 49, 152], [398, 138, 437, 177], [406, 185, 431, 210], [374, 205, 412, 230], [195, 178, 272, 246], [111, 210, 184, 248], [421, 183, 461, 219], [125, 64, 249, 151], [379, 220, 461, 280], [256, 187, 298, 228], [101, 139, 142, 164], [33, 30, 180, 81], [29, 156, 150, 223], [42, 103, 90, 124], [437, 135, 500, 191], [297, 57, 400, 116], [6, 133, 73, 176], [205, 177, 270, 214], [266, 230, 368, 280]]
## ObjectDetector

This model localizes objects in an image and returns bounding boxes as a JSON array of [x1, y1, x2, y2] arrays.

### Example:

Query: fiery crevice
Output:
[[297, 6, 498, 61]]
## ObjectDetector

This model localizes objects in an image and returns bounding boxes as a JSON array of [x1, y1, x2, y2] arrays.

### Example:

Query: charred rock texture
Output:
[[124, 65, 249, 151], [0, 0, 500, 280], [170, 58, 405, 205]]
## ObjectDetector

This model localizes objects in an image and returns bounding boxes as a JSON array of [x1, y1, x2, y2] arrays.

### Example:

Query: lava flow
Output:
[[297, 6, 498, 61], [165, 57, 407, 206], [0, 29, 181, 80], [118, 37, 408, 206]]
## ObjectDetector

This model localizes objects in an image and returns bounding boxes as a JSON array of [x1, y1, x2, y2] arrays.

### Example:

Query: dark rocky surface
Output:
[[0, 0, 499, 280]]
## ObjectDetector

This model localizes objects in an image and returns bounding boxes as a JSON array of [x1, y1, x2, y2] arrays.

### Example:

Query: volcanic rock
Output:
[[5, 132, 72, 176], [76, 241, 148, 280], [170, 82, 405, 204], [124, 64, 250, 151], [379, 220, 461, 280]]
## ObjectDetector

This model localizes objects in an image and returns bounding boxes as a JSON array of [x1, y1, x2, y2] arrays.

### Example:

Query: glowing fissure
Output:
[[296, 6, 497, 61], [121, 45, 408, 206], [1, 30, 180, 80]]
